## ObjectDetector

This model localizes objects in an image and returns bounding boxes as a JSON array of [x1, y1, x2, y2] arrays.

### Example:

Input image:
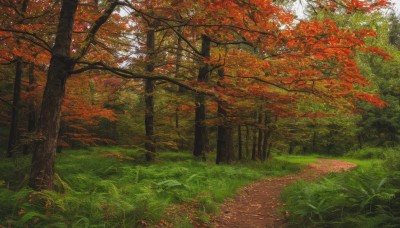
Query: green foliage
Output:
[[345, 147, 389, 159], [282, 149, 400, 227], [0, 146, 304, 227], [382, 151, 400, 171]]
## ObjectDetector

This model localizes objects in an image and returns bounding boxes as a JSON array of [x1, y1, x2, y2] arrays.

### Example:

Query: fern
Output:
[[283, 151, 400, 228]]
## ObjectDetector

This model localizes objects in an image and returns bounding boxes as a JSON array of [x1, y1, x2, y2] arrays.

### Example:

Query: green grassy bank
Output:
[[0, 147, 311, 227]]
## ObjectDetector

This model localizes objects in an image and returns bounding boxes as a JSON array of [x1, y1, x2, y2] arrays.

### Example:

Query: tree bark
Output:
[[144, 26, 156, 161], [193, 35, 210, 160], [29, 0, 78, 190], [7, 58, 23, 157]]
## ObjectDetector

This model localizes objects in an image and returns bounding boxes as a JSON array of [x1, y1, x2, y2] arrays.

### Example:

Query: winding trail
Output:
[[211, 159, 357, 228]]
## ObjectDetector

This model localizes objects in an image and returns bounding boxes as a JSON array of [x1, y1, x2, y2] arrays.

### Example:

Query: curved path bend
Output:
[[211, 159, 357, 228]]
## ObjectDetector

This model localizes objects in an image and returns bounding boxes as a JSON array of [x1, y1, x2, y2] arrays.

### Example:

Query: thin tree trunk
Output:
[[251, 112, 258, 161], [238, 125, 242, 160], [226, 126, 234, 161], [257, 110, 263, 159], [175, 26, 183, 129], [29, 0, 79, 190], [23, 64, 36, 155], [216, 68, 226, 164], [245, 125, 250, 158], [7, 58, 23, 157], [261, 113, 271, 161], [7, 0, 30, 157], [193, 35, 210, 160], [288, 142, 294, 154], [144, 79, 155, 160], [216, 123, 226, 164], [312, 131, 317, 154], [266, 142, 273, 160], [144, 26, 156, 161], [174, 24, 184, 151], [216, 68, 234, 164]]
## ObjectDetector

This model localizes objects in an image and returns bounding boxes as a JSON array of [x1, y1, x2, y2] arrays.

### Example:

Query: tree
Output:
[[193, 35, 211, 160], [27, 0, 118, 190]]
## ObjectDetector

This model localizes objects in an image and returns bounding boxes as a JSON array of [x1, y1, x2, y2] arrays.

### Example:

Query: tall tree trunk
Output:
[[226, 126, 234, 161], [144, 79, 155, 160], [7, 0, 30, 157], [29, 0, 78, 190], [175, 26, 183, 148], [216, 123, 226, 164], [23, 64, 36, 155], [144, 26, 156, 161], [216, 68, 234, 164], [261, 113, 271, 161], [216, 68, 226, 163], [245, 125, 250, 158], [257, 110, 263, 159], [312, 131, 317, 154], [238, 125, 242, 160], [288, 141, 294, 154], [7, 58, 23, 157], [193, 35, 210, 160], [266, 142, 273, 160], [251, 112, 258, 161]]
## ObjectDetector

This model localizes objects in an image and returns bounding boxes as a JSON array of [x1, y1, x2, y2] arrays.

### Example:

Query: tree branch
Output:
[[71, 61, 213, 96], [0, 28, 52, 51], [72, 0, 119, 61]]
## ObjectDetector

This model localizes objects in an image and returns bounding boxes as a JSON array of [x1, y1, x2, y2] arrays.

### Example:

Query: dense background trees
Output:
[[0, 0, 396, 189], [0, 0, 399, 226]]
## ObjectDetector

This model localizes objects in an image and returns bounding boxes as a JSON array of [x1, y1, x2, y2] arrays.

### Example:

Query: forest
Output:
[[0, 0, 399, 227]]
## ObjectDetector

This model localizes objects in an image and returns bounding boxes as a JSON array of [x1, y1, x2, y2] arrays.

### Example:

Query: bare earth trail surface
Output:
[[210, 159, 357, 228]]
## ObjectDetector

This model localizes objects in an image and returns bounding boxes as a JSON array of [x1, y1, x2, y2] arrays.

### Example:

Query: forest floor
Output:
[[210, 159, 357, 228]]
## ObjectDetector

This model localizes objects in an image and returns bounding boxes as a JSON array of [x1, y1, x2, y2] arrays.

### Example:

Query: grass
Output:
[[274, 154, 319, 166], [281, 148, 400, 228], [0, 146, 309, 227]]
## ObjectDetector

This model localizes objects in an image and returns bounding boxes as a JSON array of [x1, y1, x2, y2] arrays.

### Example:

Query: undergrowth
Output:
[[0, 146, 307, 227], [282, 148, 400, 228]]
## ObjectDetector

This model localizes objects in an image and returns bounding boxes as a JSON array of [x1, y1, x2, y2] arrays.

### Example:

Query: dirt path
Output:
[[210, 159, 357, 228]]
